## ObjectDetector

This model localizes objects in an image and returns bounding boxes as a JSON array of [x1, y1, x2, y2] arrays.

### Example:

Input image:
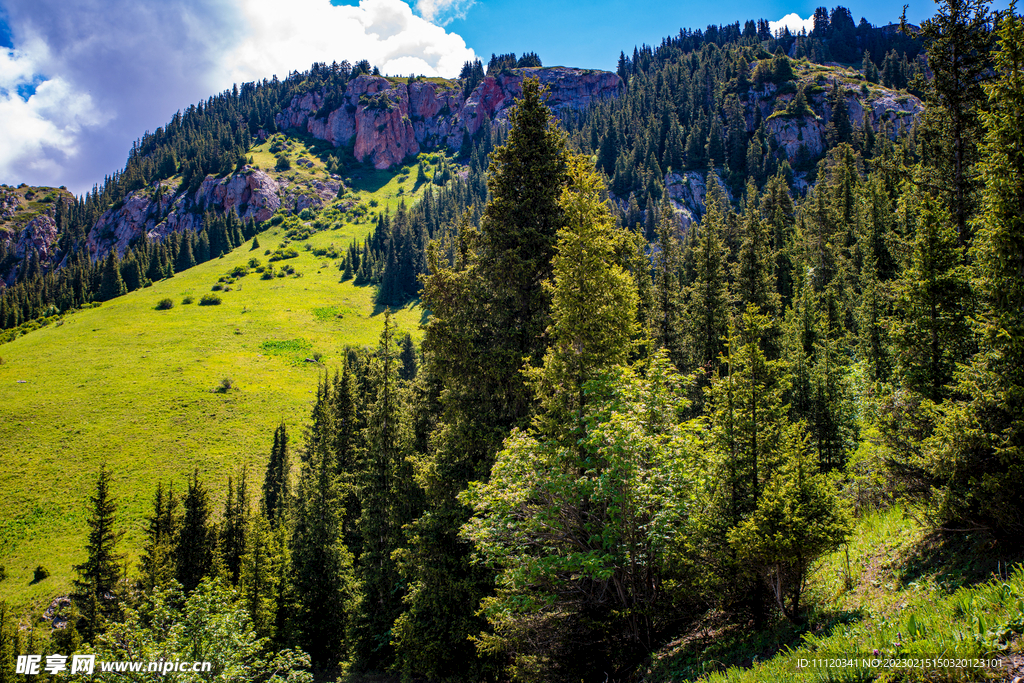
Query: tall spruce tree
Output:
[[652, 195, 685, 369], [261, 422, 290, 526], [354, 311, 417, 672], [72, 465, 125, 643], [138, 482, 178, 592], [175, 470, 218, 593], [924, 10, 1024, 539], [394, 80, 570, 679], [290, 376, 355, 669]]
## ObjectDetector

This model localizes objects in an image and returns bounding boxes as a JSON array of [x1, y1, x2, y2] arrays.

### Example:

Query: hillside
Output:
[[0, 157, 430, 606]]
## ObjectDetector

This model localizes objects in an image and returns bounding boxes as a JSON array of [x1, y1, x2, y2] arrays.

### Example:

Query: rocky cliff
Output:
[[81, 67, 621, 261], [275, 67, 622, 169], [754, 80, 923, 164]]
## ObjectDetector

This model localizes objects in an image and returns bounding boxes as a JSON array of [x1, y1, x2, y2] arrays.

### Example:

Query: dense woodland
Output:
[[2, 0, 1024, 681]]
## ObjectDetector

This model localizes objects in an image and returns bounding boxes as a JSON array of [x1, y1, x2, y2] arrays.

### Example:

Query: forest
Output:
[[2, 0, 1024, 681]]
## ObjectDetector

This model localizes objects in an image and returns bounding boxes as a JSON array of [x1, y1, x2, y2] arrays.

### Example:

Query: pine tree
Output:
[[97, 251, 126, 302], [529, 155, 638, 437], [175, 470, 217, 593], [138, 482, 178, 592], [908, 0, 994, 243], [652, 195, 685, 369], [72, 464, 125, 643], [261, 422, 290, 526], [174, 233, 196, 272], [686, 173, 730, 382], [353, 311, 417, 671], [892, 193, 972, 401], [728, 425, 851, 622], [220, 469, 249, 585], [290, 378, 355, 668], [395, 81, 571, 678], [239, 513, 283, 640], [925, 11, 1024, 539]]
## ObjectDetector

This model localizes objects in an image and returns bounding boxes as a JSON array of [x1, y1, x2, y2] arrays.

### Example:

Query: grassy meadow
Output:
[[0, 156, 432, 609]]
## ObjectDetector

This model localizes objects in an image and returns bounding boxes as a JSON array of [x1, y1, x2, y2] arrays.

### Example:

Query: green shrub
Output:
[[211, 284, 223, 291], [182, 295, 194, 304], [155, 298, 174, 310], [199, 294, 222, 306], [32, 566, 49, 583], [275, 155, 291, 171]]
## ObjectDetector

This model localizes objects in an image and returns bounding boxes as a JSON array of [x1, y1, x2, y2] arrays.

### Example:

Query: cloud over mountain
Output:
[[0, 0, 476, 194]]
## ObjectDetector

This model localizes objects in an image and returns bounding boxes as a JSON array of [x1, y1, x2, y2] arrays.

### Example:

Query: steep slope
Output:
[[0, 159, 429, 607]]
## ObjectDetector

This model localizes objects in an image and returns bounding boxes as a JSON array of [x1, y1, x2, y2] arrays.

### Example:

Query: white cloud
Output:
[[769, 13, 814, 36], [217, 0, 476, 86], [414, 0, 476, 25], [0, 41, 110, 182], [0, 0, 476, 193]]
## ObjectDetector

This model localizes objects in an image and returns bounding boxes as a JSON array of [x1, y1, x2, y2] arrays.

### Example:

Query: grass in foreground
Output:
[[642, 506, 1024, 682]]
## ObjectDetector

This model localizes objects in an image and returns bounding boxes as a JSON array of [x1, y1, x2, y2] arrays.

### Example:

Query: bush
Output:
[[182, 295, 194, 304], [155, 298, 174, 310], [33, 566, 49, 583], [212, 284, 224, 291], [199, 294, 222, 306], [216, 378, 234, 393], [275, 155, 291, 171]]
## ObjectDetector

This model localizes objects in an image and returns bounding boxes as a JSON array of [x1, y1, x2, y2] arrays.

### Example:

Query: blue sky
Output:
[[442, 0, 942, 72], [0, 0, 1008, 194]]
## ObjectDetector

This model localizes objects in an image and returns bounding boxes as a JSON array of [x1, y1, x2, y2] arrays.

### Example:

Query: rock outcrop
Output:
[[748, 80, 923, 163], [663, 171, 735, 234], [86, 169, 285, 259], [275, 67, 622, 169]]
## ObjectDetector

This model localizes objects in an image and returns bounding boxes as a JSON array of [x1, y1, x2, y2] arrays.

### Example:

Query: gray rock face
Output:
[[663, 171, 735, 235], [86, 169, 283, 260], [275, 67, 622, 170]]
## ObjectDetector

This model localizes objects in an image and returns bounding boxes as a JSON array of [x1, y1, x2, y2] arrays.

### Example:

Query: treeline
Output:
[[0, 212, 259, 335], [560, 6, 925, 211], [0, 58, 387, 334]]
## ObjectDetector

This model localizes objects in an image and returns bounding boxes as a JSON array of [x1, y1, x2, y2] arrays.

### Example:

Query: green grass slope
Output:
[[643, 506, 1024, 682], [0, 159, 431, 608]]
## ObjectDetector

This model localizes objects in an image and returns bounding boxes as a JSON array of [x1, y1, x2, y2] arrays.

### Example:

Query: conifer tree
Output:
[[261, 422, 290, 526], [290, 379, 355, 669], [652, 196, 685, 369], [396, 81, 570, 678], [728, 425, 851, 622], [239, 513, 283, 640], [220, 469, 249, 585], [174, 233, 196, 272], [175, 470, 217, 593], [72, 464, 125, 643], [924, 11, 1024, 539], [892, 193, 972, 401], [354, 311, 417, 672], [138, 482, 178, 592], [97, 251, 127, 302], [685, 173, 730, 383]]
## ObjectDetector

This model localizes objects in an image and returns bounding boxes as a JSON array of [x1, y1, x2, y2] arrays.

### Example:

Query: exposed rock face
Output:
[[16, 214, 60, 261], [86, 169, 283, 259], [276, 67, 622, 169], [663, 171, 735, 235], [765, 114, 827, 163], [746, 80, 923, 163]]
